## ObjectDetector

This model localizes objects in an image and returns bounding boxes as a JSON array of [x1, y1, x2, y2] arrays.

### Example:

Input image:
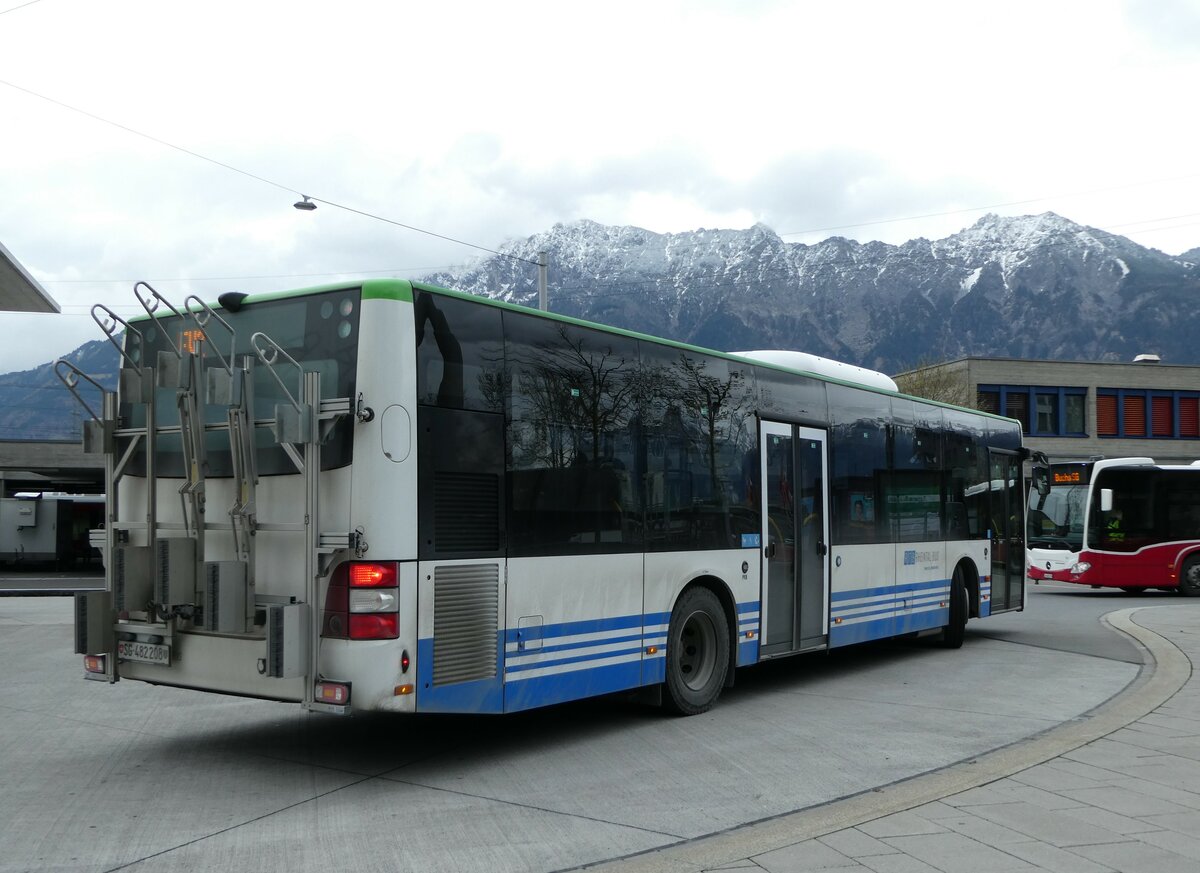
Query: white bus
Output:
[[1027, 457, 1200, 594], [62, 279, 1032, 715]]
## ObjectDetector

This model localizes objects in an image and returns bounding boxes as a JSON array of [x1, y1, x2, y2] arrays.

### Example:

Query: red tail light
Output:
[[323, 561, 400, 641], [349, 562, 397, 588], [349, 613, 399, 640]]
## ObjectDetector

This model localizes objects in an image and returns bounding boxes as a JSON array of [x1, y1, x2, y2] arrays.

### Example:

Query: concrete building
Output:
[[895, 356, 1200, 465]]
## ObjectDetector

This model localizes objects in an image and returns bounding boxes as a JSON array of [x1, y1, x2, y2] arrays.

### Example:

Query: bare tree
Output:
[[894, 359, 973, 408]]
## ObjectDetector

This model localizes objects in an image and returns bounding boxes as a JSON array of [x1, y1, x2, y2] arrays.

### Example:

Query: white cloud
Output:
[[1, 0, 1198, 371]]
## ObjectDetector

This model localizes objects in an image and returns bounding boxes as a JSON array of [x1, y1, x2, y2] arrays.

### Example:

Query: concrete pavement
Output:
[[595, 604, 1200, 873]]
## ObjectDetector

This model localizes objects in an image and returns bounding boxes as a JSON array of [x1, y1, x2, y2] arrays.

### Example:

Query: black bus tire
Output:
[[664, 586, 730, 715], [941, 565, 968, 649], [1180, 558, 1200, 597]]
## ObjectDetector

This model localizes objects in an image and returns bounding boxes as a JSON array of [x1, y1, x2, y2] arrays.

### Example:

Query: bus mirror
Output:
[[1100, 488, 1113, 512], [1032, 466, 1050, 498]]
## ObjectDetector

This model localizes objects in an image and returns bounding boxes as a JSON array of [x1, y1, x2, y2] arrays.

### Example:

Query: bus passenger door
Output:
[[988, 449, 1025, 613], [760, 422, 830, 656]]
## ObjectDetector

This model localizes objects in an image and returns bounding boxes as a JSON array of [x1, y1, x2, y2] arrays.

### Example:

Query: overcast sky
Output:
[[1, 0, 1198, 374]]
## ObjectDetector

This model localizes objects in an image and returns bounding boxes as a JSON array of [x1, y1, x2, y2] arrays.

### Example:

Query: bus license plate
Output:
[[118, 640, 170, 666]]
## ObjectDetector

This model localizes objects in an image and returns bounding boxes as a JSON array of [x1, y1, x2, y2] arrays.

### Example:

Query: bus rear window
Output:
[[121, 288, 361, 477]]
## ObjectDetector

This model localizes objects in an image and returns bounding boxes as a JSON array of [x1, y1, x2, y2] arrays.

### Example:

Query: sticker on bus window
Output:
[[741, 533, 762, 548]]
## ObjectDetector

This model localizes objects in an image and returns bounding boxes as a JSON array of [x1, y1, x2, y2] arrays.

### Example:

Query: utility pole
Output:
[[538, 251, 548, 311]]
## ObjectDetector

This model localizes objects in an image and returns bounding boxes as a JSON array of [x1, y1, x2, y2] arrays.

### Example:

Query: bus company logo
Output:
[[904, 550, 940, 566]]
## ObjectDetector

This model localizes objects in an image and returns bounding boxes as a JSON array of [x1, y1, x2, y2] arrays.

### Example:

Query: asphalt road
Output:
[[0, 582, 1159, 873]]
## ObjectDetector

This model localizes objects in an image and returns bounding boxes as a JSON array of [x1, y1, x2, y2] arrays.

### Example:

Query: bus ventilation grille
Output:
[[434, 472, 499, 552], [432, 563, 499, 686]]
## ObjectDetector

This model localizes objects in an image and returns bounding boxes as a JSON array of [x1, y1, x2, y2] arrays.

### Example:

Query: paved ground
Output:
[[2, 583, 1195, 873], [600, 604, 1200, 873]]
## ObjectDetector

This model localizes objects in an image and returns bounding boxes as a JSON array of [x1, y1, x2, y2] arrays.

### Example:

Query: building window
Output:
[[978, 385, 1087, 437], [1065, 394, 1086, 434], [1097, 394, 1118, 436], [1098, 389, 1200, 439], [1182, 398, 1200, 437], [1036, 393, 1058, 434]]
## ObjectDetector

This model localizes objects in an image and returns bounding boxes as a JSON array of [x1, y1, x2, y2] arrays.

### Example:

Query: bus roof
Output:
[[130, 277, 1019, 426]]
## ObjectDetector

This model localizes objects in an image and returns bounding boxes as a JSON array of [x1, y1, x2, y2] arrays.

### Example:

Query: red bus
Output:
[[1026, 457, 1200, 594]]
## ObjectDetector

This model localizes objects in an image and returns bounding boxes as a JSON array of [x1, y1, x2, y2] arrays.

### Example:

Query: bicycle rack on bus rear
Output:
[[57, 282, 351, 711]]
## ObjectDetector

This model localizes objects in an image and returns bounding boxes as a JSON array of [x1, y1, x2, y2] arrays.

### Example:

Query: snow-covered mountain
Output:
[[4, 213, 1198, 440], [425, 212, 1200, 372]]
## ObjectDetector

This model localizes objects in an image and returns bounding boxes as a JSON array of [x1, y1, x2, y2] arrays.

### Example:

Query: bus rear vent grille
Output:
[[434, 472, 499, 552], [432, 563, 499, 686]]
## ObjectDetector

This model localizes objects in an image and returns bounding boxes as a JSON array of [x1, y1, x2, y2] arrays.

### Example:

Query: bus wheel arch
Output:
[[961, 559, 981, 619], [941, 561, 972, 649], [1179, 556, 1200, 596], [662, 578, 734, 715]]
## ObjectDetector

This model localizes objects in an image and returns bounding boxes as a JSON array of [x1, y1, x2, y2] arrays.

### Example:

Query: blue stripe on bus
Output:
[[830, 578, 950, 602], [738, 638, 759, 666], [504, 661, 646, 713], [505, 645, 646, 675], [502, 613, 644, 644], [415, 637, 505, 714], [419, 599, 759, 713], [507, 632, 645, 658]]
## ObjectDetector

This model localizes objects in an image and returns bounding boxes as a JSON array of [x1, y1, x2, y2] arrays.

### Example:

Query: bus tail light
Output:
[[316, 681, 351, 705], [323, 561, 399, 640], [83, 654, 106, 674]]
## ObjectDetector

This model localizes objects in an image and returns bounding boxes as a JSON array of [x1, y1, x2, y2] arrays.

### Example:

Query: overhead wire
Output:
[[0, 77, 540, 267]]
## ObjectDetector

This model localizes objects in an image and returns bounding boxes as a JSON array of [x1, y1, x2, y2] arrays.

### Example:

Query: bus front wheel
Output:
[[941, 565, 968, 649], [664, 587, 730, 715], [1180, 559, 1200, 597]]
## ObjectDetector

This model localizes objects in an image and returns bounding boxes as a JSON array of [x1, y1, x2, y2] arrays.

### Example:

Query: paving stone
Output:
[[856, 853, 942, 873], [934, 810, 1031, 848], [946, 780, 1086, 811], [818, 828, 896, 858], [999, 840, 1118, 873], [964, 802, 1127, 848], [1071, 839, 1199, 873], [1058, 785, 1194, 817], [1010, 762, 1113, 793], [1138, 828, 1200, 862], [857, 811, 947, 839], [753, 838, 863, 872], [1057, 803, 1165, 836], [881, 832, 1037, 872]]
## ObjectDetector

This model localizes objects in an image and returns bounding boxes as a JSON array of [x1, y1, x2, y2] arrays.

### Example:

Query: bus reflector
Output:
[[83, 655, 106, 674], [349, 613, 399, 640], [316, 682, 350, 705], [401, 650, 410, 673], [394, 684, 414, 696], [646, 645, 658, 655]]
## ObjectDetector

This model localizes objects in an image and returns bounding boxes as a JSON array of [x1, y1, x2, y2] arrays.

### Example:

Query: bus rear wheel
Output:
[[664, 587, 730, 715], [941, 565, 968, 649], [1180, 559, 1200, 597]]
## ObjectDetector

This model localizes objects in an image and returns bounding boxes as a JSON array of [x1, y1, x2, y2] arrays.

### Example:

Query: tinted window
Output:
[[887, 400, 944, 542], [505, 312, 641, 555], [754, 365, 828, 423], [828, 385, 889, 545], [943, 410, 988, 539], [414, 290, 505, 413], [123, 288, 360, 476], [639, 344, 758, 551]]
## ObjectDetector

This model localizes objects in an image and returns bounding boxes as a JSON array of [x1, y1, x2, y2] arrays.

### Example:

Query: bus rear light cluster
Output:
[[322, 561, 400, 640], [83, 655, 106, 674], [316, 681, 350, 705]]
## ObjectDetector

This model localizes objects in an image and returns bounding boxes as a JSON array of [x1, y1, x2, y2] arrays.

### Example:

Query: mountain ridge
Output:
[[4, 212, 1198, 440]]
